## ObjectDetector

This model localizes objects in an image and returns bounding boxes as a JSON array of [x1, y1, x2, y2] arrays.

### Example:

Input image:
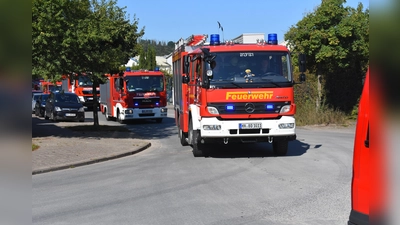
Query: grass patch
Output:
[[32, 143, 40, 151], [295, 100, 351, 126], [66, 125, 130, 132]]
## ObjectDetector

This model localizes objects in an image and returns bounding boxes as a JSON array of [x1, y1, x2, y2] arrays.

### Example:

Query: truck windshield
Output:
[[125, 75, 164, 92], [207, 51, 292, 88], [48, 85, 62, 92], [78, 76, 93, 87]]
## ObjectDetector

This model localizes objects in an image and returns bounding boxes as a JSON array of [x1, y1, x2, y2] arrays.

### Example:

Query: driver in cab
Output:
[[260, 58, 272, 74]]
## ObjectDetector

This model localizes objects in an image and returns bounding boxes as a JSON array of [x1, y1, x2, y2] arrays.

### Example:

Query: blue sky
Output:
[[116, 0, 369, 43]]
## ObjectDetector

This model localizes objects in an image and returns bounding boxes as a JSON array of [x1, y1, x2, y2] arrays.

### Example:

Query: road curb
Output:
[[32, 142, 151, 175]]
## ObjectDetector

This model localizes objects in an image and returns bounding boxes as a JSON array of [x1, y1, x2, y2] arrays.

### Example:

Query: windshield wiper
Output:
[[229, 82, 242, 88], [210, 80, 243, 88], [260, 82, 281, 87]]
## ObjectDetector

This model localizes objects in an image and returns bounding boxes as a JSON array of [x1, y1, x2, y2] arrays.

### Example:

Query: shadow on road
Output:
[[193, 139, 310, 158], [32, 115, 177, 140]]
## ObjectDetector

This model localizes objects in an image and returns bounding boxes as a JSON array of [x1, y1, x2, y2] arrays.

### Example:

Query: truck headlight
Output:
[[79, 96, 85, 102], [125, 109, 133, 114], [161, 108, 168, 113], [207, 106, 219, 115], [78, 107, 85, 112], [279, 105, 291, 113], [55, 106, 62, 112]]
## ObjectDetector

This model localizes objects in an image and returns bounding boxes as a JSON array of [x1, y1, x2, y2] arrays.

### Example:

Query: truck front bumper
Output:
[[199, 116, 296, 139], [119, 107, 168, 120]]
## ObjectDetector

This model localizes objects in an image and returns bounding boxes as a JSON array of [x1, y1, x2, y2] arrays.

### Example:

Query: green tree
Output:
[[285, 0, 369, 113], [138, 45, 147, 69], [147, 46, 156, 70], [32, 0, 69, 82], [32, 0, 144, 126], [137, 44, 157, 70]]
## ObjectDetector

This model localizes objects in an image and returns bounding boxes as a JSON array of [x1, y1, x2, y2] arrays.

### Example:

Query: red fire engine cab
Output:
[[173, 34, 305, 157], [99, 68, 168, 123], [39, 80, 62, 93], [348, 67, 388, 225], [61, 73, 100, 109]]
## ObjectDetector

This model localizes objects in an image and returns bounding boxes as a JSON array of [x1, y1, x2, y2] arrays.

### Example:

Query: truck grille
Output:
[[133, 97, 160, 107], [82, 90, 100, 95], [208, 102, 291, 114]]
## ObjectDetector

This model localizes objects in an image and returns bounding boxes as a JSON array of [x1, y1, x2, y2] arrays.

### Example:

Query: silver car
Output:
[[32, 93, 41, 113]]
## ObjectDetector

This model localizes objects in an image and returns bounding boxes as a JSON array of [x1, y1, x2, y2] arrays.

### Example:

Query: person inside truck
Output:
[[259, 58, 273, 74], [225, 56, 240, 76]]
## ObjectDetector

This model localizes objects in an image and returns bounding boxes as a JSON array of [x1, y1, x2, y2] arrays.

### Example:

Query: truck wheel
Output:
[[178, 119, 188, 146], [117, 110, 124, 124], [51, 111, 57, 122], [104, 108, 111, 121], [189, 119, 205, 157], [273, 139, 288, 156]]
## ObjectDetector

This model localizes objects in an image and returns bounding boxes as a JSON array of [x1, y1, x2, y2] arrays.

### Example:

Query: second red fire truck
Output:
[[173, 33, 305, 157], [99, 68, 168, 123], [62, 73, 100, 109]]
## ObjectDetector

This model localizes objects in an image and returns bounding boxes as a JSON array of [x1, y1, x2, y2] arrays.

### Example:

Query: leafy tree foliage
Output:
[[32, 0, 144, 125], [285, 0, 369, 113], [139, 39, 175, 56]]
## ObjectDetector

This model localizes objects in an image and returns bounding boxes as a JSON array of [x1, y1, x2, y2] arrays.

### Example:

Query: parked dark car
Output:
[[32, 90, 43, 97], [45, 92, 85, 122], [34, 93, 50, 117], [32, 93, 41, 113]]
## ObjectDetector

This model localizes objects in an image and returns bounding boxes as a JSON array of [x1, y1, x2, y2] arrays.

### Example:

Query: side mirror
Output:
[[182, 75, 189, 84], [298, 53, 306, 73], [210, 60, 216, 70], [299, 73, 306, 83], [183, 55, 190, 74]]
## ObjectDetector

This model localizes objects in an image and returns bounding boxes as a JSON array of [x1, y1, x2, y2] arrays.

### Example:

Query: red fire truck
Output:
[[173, 34, 305, 157], [39, 80, 63, 93], [348, 67, 388, 224], [99, 68, 168, 123], [347, 68, 370, 225], [61, 73, 100, 109]]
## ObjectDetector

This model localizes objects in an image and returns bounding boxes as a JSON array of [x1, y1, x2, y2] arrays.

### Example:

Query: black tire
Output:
[[104, 108, 111, 121], [178, 118, 188, 146], [273, 139, 288, 156], [117, 110, 123, 124], [155, 118, 163, 123], [39, 109, 44, 117], [51, 111, 57, 122], [188, 119, 204, 157], [44, 111, 49, 120]]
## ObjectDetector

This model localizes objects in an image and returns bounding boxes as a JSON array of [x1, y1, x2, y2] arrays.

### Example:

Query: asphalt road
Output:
[[32, 107, 356, 225]]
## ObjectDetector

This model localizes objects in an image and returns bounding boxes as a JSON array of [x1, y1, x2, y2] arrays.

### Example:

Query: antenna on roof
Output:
[[217, 21, 225, 42]]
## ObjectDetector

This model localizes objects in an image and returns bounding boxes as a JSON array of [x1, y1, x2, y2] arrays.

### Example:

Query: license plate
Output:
[[65, 113, 76, 117], [142, 110, 152, 113], [239, 123, 262, 129]]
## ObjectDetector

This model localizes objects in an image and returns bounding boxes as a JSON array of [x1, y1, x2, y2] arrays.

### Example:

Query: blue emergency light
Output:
[[155, 67, 160, 71], [210, 34, 220, 45], [126, 67, 131, 72], [226, 105, 235, 111], [266, 104, 274, 110], [267, 33, 278, 45]]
